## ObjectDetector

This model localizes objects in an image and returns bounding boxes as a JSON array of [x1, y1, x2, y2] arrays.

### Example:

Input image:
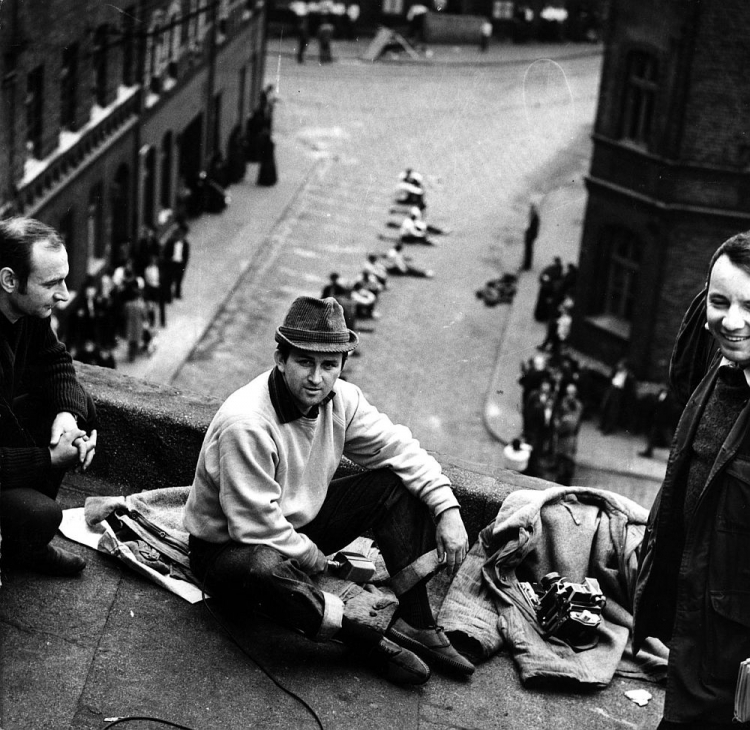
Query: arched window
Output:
[[620, 50, 658, 147], [111, 163, 131, 262]]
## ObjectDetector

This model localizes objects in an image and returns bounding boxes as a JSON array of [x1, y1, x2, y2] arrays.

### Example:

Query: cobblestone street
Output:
[[174, 42, 603, 473]]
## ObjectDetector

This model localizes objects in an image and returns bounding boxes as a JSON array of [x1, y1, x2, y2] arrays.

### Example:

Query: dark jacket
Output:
[[633, 298, 749, 723], [0, 314, 89, 489]]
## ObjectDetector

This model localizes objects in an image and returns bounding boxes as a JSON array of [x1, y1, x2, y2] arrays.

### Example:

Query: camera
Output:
[[519, 572, 606, 651]]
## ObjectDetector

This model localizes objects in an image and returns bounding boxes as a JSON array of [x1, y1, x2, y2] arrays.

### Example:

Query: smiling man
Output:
[[0, 217, 97, 577], [184, 296, 473, 685], [635, 231, 750, 728]]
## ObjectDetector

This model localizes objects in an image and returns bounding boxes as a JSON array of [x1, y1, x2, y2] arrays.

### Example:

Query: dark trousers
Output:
[[189, 469, 436, 640], [0, 392, 97, 558], [170, 263, 186, 299]]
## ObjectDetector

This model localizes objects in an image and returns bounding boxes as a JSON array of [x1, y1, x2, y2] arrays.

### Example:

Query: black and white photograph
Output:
[[0, 1, 746, 728]]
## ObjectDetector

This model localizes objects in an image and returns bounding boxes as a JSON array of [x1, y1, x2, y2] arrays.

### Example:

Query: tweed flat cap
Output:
[[275, 296, 359, 353]]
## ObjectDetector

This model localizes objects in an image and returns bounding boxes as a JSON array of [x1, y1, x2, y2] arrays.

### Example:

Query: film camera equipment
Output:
[[519, 571, 606, 651], [327, 551, 377, 583]]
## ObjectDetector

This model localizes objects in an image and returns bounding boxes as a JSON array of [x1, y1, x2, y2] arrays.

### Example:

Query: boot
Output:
[[5, 544, 86, 576]]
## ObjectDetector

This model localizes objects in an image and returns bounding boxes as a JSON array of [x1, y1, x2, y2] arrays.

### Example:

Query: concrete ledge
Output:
[[74, 363, 545, 542]]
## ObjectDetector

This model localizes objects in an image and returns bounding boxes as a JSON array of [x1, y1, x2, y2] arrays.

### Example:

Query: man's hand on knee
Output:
[[435, 507, 469, 577]]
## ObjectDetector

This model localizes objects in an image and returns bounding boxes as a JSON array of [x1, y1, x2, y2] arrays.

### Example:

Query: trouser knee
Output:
[[0, 488, 63, 554]]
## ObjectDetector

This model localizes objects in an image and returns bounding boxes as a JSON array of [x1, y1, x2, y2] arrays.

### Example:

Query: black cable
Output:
[[102, 717, 196, 729], [199, 556, 325, 730], [100, 554, 325, 730]]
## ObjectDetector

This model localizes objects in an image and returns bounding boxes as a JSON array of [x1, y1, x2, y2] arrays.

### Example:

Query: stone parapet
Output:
[[74, 363, 544, 542]]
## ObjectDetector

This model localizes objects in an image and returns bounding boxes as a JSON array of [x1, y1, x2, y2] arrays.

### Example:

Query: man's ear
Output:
[[0, 267, 17, 294], [273, 349, 285, 371]]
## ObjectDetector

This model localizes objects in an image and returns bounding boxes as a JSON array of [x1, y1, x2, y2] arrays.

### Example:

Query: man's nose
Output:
[[308, 365, 323, 383], [55, 282, 69, 303], [723, 303, 747, 330]]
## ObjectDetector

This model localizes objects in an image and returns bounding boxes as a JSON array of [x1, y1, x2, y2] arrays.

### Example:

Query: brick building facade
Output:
[[0, 0, 267, 323], [572, 0, 750, 381]]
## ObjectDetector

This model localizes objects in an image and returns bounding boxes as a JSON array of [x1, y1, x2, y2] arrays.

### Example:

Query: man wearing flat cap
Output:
[[185, 296, 472, 685]]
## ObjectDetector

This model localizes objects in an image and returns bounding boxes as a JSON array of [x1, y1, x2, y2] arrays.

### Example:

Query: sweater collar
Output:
[[268, 366, 336, 423]]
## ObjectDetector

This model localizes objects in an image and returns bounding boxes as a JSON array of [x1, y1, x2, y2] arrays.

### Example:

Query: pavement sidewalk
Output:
[[113, 139, 321, 384], [483, 178, 668, 486]]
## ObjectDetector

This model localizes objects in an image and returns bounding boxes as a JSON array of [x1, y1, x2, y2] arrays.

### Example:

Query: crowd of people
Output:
[[65, 222, 192, 365], [506, 249, 681, 484], [291, 1, 361, 63], [63, 87, 280, 368]]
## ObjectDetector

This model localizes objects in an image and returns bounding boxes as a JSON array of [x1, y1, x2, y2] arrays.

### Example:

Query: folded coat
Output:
[[438, 486, 668, 687]]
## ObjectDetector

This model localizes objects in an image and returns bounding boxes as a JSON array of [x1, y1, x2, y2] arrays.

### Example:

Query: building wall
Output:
[[680, 1, 750, 167], [572, 0, 750, 381], [0, 0, 267, 320]]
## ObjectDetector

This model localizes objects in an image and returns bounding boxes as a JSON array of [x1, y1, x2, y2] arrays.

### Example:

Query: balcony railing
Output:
[[17, 87, 140, 215]]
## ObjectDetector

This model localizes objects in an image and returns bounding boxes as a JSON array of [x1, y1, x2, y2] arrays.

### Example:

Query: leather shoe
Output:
[[387, 618, 475, 676], [5, 545, 86, 576], [366, 636, 431, 686]]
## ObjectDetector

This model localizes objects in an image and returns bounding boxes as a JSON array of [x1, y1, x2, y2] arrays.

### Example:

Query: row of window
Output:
[[24, 0, 249, 161]]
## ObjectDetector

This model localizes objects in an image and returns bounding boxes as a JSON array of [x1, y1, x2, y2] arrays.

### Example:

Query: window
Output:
[[493, 1, 513, 20], [145, 11, 166, 94], [166, 1, 182, 79], [218, 0, 230, 38], [26, 65, 44, 158], [620, 51, 658, 147], [87, 182, 106, 265], [601, 227, 642, 322], [211, 93, 222, 157], [92, 25, 108, 106], [59, 209, 76, 291], [161, 132, 173, 209], [60, 44, 78, 131], [142, 146, 156, 226], [122, 6, 136, 86]]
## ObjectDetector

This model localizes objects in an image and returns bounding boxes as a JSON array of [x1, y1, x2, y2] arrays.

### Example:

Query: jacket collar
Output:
[[268, 366, 335, 423]]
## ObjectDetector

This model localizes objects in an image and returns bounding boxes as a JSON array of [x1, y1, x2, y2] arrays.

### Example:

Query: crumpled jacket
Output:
[[439, 486, 668, 687], [83, 487, 399, 632]]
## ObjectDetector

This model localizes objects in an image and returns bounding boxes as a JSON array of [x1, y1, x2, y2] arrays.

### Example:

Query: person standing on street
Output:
[[635, 230, 750, 728], [164, 223, 191, 300], [523, 202, 540, 271], [184, 296, 473, 686], [0, 217, 98, 576], [553, 382, 583, 485]]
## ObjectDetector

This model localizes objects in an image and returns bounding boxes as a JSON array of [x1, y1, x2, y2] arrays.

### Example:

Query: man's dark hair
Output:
[[708, 231, 750, 281], [0, 217, 65, 293], [276, 343, 348, 367]]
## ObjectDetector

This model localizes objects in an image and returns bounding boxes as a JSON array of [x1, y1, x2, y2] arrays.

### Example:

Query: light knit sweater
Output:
[[184, 369, 458, 572]]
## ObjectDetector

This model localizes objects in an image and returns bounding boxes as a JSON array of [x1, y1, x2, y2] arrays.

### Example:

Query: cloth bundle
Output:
[[63, 487, 402, 630], [438, 486, 668, 688]]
